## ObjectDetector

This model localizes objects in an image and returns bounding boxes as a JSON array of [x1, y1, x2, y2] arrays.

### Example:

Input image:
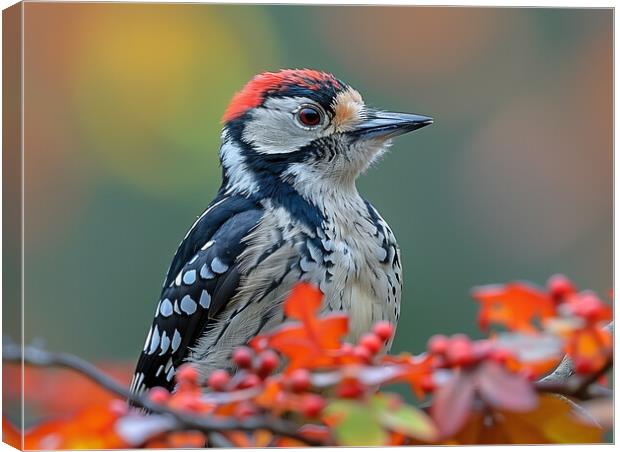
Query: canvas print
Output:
[[2, 2, 613, 448]]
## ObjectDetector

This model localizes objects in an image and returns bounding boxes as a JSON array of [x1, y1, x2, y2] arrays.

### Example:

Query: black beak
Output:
[[350, 110, 433, 140]]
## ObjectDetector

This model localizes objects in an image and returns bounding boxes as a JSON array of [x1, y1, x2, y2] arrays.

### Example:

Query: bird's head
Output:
[[219, 69, 432, 197]]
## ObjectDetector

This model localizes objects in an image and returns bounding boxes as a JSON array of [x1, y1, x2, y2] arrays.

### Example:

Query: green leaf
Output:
[[380, 403, 438, 442], [325, 400, 387, 446]]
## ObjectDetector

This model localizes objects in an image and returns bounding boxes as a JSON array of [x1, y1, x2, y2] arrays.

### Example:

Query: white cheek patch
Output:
[[242, 97, 325, 155], [220, 137, 259, 194]]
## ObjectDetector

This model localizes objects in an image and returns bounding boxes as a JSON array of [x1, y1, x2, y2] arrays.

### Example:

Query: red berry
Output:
[[250, 336, 268, 352], [548, 274, 576, 301], [176, 393, 203, 412], [301, 394, 325, 417], [353, 345, 372, 362], [232, 346, 254, 369], [148, 386, 170, 404], [256, 350, 280, 378], [207, 370, 230, 391], [235, 401, 258, 419], [238, 373, 261, 389], [573, 293, 604, 322], [359, 333, 383, 355], [446, 336, 476, 366], [451, 333, 470, 342], [337, 380, 364, 399], [489, 348, 514, 364], [287, 369, 311, 393], [373, 321, 395, 342], [109, 399, 129, 416], [473, 340, 493, 360], [574, 358, 595, 375], [428, 335, 450, 355], [176, 364, 199, 385], [420, 375, 436, 392]]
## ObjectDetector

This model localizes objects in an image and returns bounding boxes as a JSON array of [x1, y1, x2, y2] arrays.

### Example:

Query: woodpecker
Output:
[[131, 69, 432, 394]]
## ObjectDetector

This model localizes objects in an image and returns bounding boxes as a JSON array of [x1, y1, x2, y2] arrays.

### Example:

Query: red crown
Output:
[[222, 69, 343, 123]]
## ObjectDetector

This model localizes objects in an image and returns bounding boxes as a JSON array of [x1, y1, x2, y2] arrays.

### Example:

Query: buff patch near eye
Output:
[[332, 88, 365, 131]]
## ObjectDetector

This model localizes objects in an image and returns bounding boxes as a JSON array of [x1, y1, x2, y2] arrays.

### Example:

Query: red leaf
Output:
[[381, 354, 435, 398], [565, 326, 612, 372], [473, 283, 556, 332], [267, 283, 348, 371], [431, 372, 475, 438], [267, 314, 348, 371], [284, 282, 323, 321], [22, 404, 126, 449], [476, 361, 538, 412]]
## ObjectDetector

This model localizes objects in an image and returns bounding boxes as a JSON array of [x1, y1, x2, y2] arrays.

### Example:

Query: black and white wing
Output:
[[130, 194, 263, 393]]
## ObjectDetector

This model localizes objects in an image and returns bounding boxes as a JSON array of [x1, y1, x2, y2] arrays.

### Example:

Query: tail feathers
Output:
[[127, 370, 164, 412]]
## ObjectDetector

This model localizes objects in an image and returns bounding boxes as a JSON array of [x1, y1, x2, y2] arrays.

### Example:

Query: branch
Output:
[[538, 355, 576, 385], [535, 374, 612, 400], [531, 322, 613, 428], [536, 321, 613, 400], [535, 353, 613, 401], [2, 340, 325, 447]]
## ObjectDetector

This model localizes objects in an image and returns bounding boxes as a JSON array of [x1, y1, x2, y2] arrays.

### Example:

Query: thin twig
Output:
[[2, 341, 325, 446]]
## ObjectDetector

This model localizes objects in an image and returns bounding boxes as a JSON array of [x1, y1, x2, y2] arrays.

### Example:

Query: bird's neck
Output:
[[219, 135, 365, 230], [287, 170, 363, 217]]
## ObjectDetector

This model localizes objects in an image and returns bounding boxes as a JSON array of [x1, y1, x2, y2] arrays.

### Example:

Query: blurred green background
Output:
[[15, 5, 612, 373]]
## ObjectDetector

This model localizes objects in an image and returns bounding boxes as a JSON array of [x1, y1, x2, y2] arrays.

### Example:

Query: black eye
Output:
[[297, 106, 322, 127]]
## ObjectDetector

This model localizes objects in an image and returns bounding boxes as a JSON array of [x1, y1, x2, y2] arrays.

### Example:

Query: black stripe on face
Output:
[[265, 83, 347, 117]]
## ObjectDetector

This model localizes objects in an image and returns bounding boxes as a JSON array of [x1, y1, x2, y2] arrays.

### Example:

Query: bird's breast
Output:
[[237, 200, 402, 345], [317, 207, 402, 343]]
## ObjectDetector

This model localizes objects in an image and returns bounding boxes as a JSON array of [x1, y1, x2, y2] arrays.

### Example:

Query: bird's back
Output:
[[131, 193, 264, 393]]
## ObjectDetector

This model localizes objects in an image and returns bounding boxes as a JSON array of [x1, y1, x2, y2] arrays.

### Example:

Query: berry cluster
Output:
[[141, 319, 398, 426], [350, 322, 395, 363], [13, 276, 611, 449], [427, 334, 514, 369], [547, 274, 577, 302], [548, 274, 611, 325]]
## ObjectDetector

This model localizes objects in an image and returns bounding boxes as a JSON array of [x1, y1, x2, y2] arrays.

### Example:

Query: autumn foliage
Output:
[[3, 275, 613, 448]]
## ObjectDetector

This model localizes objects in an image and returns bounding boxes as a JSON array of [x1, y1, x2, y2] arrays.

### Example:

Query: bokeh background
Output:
[[6, 3, 613, 421]]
